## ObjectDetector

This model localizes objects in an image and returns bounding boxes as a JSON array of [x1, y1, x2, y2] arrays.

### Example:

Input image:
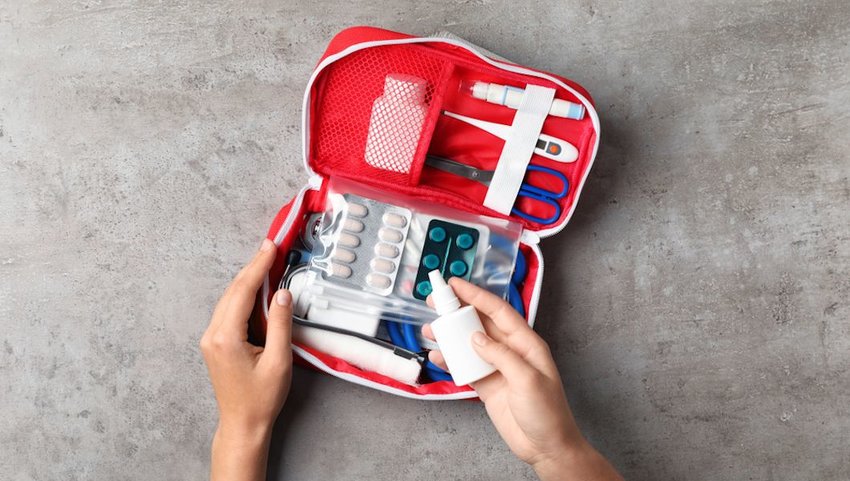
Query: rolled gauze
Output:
[[293, 325, 421, 386]]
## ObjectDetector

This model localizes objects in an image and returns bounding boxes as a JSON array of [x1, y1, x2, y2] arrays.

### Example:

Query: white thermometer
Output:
[[442, 110, 578, 163]]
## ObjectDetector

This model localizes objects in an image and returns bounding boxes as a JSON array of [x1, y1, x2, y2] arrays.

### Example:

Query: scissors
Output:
[[425, 155, 569, 224]]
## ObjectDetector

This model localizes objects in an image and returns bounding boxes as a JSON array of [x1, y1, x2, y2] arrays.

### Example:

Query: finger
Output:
[[448, 278, 528, 335], [421, 323, 435, 341], [470, 331, 537, 388], [470, 369, 505, 402], [428, 279, 515, 341], [424, 322, 513, 387], [262, 289, 293, 366], [427, 350, 449, 371], [483, 315, 553, 376], [205, 294, 232, 336], [210, 238, 276, 333], [448, 278, 551, 371], [230, 239, 278, 296], [219, 239, 277, 335], [480, 317, 509, 344]]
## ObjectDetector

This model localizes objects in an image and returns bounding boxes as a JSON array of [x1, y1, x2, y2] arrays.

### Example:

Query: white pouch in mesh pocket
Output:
[[364, 74, 429, 174]]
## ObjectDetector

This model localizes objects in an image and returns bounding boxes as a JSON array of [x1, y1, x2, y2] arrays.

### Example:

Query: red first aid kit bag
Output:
[[251, 26, 600, 400]]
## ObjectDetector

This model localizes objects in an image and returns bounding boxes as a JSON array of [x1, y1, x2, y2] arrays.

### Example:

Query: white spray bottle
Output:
[[427, 270, 496, 386]]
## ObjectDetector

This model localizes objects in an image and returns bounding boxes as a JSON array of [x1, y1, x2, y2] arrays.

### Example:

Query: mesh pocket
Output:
[[311, 45, 452, 185]]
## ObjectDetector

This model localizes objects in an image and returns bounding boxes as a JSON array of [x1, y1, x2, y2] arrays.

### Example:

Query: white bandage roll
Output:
[[293, 325, 422, 386]]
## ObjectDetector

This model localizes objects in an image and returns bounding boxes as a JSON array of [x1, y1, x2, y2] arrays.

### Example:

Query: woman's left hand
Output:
[[200, 239, 293, 481]]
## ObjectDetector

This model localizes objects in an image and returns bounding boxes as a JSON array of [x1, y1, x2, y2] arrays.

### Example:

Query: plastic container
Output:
[[427, 271, 496, 386]]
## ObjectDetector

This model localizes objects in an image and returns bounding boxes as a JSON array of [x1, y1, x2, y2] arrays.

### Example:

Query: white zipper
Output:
[[262, 185, 313, 319], [299, 36, 601, 240], [526, 243, 545, 329]]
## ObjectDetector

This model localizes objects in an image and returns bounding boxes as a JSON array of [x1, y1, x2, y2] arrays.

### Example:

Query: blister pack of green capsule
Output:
[[412, 219, 480, 300]]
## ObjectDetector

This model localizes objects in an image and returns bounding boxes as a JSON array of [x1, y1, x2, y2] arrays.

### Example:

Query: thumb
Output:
[[471, 331, 536, 384], [264, 289, 293, 361]]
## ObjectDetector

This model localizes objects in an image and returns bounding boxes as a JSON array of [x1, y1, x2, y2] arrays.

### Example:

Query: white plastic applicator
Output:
[[427, 270, 496, 386]]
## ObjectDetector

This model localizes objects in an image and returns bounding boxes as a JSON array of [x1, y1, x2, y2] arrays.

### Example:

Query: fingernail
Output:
[[472, 331, 488, 346], [276, 289, 291, 306], [259, 239, 274, 252]]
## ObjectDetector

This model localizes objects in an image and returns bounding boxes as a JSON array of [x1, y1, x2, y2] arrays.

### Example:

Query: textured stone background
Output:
[[1, 1, 849, 480]]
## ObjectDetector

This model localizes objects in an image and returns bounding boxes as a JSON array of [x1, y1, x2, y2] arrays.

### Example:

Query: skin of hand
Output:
[[422, 278, 623, 481], [200, 239, 293, 481]]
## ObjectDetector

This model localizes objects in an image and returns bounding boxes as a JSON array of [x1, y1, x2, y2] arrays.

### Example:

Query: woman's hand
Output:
[[423, 278, 622, 481], [200, 239, 293, 481]]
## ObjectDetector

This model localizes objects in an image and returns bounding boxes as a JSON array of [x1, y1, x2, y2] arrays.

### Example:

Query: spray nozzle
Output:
[[428, 270, 461, 316]]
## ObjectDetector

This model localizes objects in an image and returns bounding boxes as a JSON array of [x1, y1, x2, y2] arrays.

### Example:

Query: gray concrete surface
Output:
[[1, 1, 849, 480]]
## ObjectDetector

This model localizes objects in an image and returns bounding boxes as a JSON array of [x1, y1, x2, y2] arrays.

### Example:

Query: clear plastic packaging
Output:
[[302, 178, 522, 325]]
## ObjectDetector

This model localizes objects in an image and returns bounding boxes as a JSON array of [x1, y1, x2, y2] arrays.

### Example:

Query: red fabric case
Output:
[[252, 26, 599, 400]]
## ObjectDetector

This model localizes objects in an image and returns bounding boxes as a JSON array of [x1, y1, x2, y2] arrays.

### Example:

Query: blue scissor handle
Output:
[[512, 249, 527, 285], [508, 282, 526, 318], [511, 200, 559, 225], [511, 165, 569, 224], [522, 165, 569, 198], [507, 250, 527, 317]]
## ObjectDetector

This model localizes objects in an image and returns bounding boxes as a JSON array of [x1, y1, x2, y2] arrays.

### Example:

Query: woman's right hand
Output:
[[422, 278, 622, 481]]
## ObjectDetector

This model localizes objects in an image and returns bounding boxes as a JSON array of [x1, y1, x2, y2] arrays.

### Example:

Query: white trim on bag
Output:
[[261, 185, 312, 318], [527, 242, 545, 329]]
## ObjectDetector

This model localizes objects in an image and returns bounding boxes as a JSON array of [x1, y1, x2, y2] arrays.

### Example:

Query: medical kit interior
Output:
[[252, 26, 600, 400]]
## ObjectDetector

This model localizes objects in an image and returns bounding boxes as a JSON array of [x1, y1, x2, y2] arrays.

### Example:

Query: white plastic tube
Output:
[[468, 81, 585, 120], [427, 271, 496, 386]]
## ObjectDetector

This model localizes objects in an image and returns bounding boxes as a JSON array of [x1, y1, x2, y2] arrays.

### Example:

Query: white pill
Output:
[[348, 203, 368, 217], [378, 227, 403, 243], [333, 248, 356, 263], [366, 273, 391, 289], [382, 212, 407, 228], [343, 218, 364, 233], [374, 242, 399, 258], [331, 263, 352, 278], [370, 258, 395, 274], [338, 232, 360, 248]]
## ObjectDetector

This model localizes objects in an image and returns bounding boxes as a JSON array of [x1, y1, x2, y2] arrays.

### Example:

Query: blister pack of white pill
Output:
[[300, 177, 523, 326], [309, 192, 412, 296]]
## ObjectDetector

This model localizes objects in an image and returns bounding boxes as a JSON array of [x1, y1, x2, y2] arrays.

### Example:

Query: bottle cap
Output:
[[383, 73, 427, 104], [550, 98, 586, 120], [428, 270, 460, 316], [469, 81, 489, 100], [460, 80, 488, 100]]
